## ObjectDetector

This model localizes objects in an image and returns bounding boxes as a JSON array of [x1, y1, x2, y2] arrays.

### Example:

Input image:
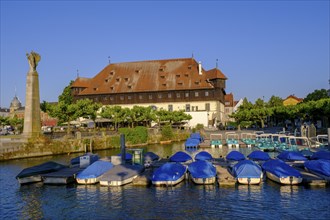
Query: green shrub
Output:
[[161, 124, 174, 141], [195, 124, 204, 131], [119, 126, 148, 145]]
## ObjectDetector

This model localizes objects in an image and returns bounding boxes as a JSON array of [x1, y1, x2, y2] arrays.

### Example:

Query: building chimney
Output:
[[198, 61, 202, 75]]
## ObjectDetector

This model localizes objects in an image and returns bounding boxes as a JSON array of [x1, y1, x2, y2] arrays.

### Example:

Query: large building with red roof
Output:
[[71, 58, 228, 126]]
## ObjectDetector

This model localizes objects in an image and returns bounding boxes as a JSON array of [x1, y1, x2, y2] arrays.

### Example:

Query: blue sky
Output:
[[1, 0, 329, 108]]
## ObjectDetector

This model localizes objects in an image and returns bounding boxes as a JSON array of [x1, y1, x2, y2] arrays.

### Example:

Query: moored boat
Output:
[[304, 159, 330, 181], [16, 161, 67, 184], [262, 159, 302, 185], [99, 164, 144, 186], [188, 160, 216, 185], [226, 151, 245, 167], [152, 162, 187, 186], [247, 150, 270, 164], [311, 150, 330, 161], [144, 152, 160, 168], [231, 160, 263, 185], [194, 151, 213, 161], [42, 166, 83, 184], [277, 151, 307, 167], [76, 160, 114, 184], [169, 151, 192, 164]]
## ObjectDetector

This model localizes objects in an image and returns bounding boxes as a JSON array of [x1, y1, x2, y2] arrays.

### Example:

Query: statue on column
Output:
[[26, 51, 41, 72]]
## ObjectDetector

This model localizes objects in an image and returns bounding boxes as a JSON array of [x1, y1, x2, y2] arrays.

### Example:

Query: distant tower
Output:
[[23, 51, 41, 137]]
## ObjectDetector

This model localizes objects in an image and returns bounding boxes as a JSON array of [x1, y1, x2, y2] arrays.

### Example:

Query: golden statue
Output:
[[26, 51, 41, 72]]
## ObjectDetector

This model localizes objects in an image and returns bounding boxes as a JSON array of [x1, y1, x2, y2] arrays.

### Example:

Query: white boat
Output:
[[262, 159, 302, 185], [152, 163, 187, 186], [76, 161, 114, 184], [231, 160, 264, 185], [188, 160, 217, 185], [225, 132, 239, 148], [99, 164, 144, 186]]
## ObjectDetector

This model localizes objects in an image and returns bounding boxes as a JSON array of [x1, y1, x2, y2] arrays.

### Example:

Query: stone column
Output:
[[23, 52, 41, 137]]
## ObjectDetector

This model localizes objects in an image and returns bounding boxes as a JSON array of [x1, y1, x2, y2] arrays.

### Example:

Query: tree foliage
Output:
[[304, 89, 328, 102]]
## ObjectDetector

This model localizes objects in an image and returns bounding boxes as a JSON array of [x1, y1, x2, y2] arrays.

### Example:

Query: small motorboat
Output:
[[277, 151, 307, 167], [169, 151, 192, 164], [16, 161, 67, 184], [76, 160, 114, 184], [194, 151, 213, 161], [152, 162, 187, 186], [304, 159, 330, 181], [99, 164, 144, 186], [262, 159, 302, 185], [231, 160, 263, 185], [188, 160, 216, 185], [226, 151, 245, 167], [247, 150, 271, 164], [42, 166, 83, 185], [70, 153, 99, 167], [311, 150, 330, 161]]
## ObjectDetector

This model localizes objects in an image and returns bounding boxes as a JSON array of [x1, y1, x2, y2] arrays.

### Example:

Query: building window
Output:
[[110, 86, 114, 91], [192, 106, 195, 111], [139, 95, 143, 100], [195, 81, 199, 85], [162, 83, 166, 87], [178, 82, 183, 86], [149, 94, 153, 99], [128, 85, 132, 89], [110, 71, 114, 75], [176, 93, 181, 98], [195, 92, 199, 97], [225, 101, 231, 106], [158, 94, 162, 99], [128, 95, 132, 100], [116, 78, 120, 82], [168, 93, 172, 98], [185, 92, 189, 98], [103, 96, 108, 101], [105, 79, 109, 83], [110, 96, 114, 101], [120, 96, 124, 100], [160, 75, 165, 79], [176, 74, 180, 78], [205, 91, 209, 96], [185, 73, 189, 77], [168, 105, 173, 112], [186, 104, 190, 112], [205, 103, 210, 111], [125, 78, 129, 81]]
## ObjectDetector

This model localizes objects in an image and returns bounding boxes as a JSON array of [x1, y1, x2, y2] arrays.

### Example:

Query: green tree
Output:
[[101, 106, 123, 131], [267, 96, 283, 107], [239, 97, 253, 111], [304, 89, 328, 102]]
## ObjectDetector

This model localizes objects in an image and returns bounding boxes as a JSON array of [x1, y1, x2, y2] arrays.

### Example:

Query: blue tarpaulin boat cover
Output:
[[195, 151, 213, 161], [304, 159, 330, 177], [144, 152, 159, 162], [76, 161, 114, 179], [188, 160, 216, 178], [117, 153, 133, 160], [311, 151, 330, 161], [232, 160, 262, 178], [152, 163, 186, 181], [226, 151, 245, 161], [262, 159, 301, 178], [16, 161, 67, 179], [247, 150, 270, 161], [277, 151, 307, 161], [190, 133, 203, 142], [185, 138, 200, 147], [169, 151, 192, 163]]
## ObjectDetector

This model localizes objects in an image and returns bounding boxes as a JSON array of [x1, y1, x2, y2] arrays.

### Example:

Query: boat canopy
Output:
[[226, 151, 245, 161], [185, 138, 200, 147], [195, 151, 213, 161], [304, 159, 330, 177], [232, 160, 262, 178], [190, 132, 203, 142], [262, 159, 301, 178], [169, 151, 192, 163], [188, 161, 216, 178], [247, 150, 271, 161], [277, 151, 307, 162], [311, 151, 330, 161], [152, 163, 186, 181], [16, 161, 67, 179], [76, 161, 113, 179]]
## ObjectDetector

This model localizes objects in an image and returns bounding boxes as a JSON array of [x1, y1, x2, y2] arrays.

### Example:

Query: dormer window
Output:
[[125, 78, 129, 81], [188, 65, 192, 69], [105, 79, 109, 83], [185, 73, 189, 77], [93, 88, 98, 91], [128, 85, 132, 89], [178, 82, 183, 86], [110, 86, 114, 91], [195, 81, 199, 85], [160, 75, 165, 79], [116, 78, 120, 82], [135, 69, 140, 73], [162, 83, 166, 86], [110, 71, 115, 75], [176, 74, 180, 78]]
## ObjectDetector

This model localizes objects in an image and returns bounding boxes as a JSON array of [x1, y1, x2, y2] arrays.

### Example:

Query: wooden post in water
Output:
[[120, 134, 126, 164]]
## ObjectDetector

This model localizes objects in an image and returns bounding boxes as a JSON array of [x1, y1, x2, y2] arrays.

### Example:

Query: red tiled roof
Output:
[[285, 95, 303, 102], [225, 93, 234, 106], [72, 58, 227, 95]]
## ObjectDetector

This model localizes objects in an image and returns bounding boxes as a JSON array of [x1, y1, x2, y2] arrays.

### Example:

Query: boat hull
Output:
[[152, 174, 185, 186], [266, 171, 302, 185], [76, 177, 99, 184], [190, 175, 216, 185], [237, 177, 262, 185], [17, 175, 42, 184]]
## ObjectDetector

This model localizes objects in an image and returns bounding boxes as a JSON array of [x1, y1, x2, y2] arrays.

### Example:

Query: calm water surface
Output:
[[1, 142, 330, 219]]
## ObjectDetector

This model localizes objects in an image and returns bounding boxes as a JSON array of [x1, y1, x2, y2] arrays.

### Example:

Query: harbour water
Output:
[[1, 142, 330, 219]]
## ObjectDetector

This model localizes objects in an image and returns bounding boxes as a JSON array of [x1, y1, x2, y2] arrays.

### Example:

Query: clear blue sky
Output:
[[1, 0, 329, 108]]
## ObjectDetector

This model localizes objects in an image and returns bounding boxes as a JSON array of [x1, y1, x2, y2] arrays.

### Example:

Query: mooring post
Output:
[[120, 134, 126, 164]]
